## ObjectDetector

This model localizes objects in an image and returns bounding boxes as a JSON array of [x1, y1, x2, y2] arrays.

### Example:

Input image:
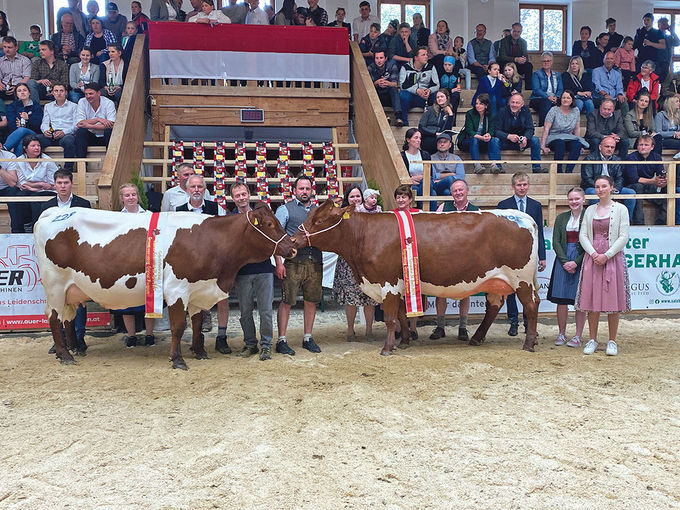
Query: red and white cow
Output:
[[34, 204, 296, 369]]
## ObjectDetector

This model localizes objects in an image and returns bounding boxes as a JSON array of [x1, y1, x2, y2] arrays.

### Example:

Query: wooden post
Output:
[[76, 160, 87, 197], [422, 161, 431, 212], [548, 162, 557, 227], [668, 161, 676, 226], [163, 125, 170, 192]]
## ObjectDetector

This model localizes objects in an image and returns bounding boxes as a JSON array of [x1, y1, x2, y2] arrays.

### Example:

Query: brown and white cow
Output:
[[292, 200, 540, 355], [34, 204, 296, 369]]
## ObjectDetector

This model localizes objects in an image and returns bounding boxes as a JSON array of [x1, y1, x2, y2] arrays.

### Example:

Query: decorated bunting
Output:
[[323, 142, 339, 199], [192, 141, 205, 175], [171, 140, 184, 187], [277, 143, 292, 202], [234, 141, 247, 184], [393, 210, 423, 317], [213, 141, 227, 213], [255, 141, 270, 204], [302, 142, 318, 205]]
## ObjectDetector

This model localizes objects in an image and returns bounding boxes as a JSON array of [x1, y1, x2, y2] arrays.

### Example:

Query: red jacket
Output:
[[625, 72, 661, 106]]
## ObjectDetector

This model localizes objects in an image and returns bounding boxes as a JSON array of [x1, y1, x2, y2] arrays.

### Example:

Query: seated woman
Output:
[[529, 51, 564, 127], [4, 83, 43, 156], [655, 95, 680, 151], [418, 89, 455, 153], [99, 43, 127, 105], [12, 135, 58, 233], [572, 26, 598, 71], [625, 60, 661, 111], [624, 90, 662, 152], [562, 56, 594, 115], [189, 0, 231, 24], [84, 17, 116, 64], [69, 47, 99, 104], [427, 19, 453, 76], [400, 127, 430, 200], [540, 90, 588, 173], [456, 93, 501, 174], [501, 63, 523, 95], [472, 62, 510, 115]]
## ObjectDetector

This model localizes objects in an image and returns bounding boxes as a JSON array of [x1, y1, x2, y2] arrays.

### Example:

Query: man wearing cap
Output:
[[376, 20, 398, 53], [634, 13, 666, 74], [430, 133, 465, 195], [496, 92, 547, 173], [102, 3, 128, 40]]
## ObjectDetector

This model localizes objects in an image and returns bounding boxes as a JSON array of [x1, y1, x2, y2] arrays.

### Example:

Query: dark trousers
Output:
[[0, 186, 21, 233], [75, 128, 112, 158], [547, 139, 582, 173], [529, 97, 554, 126], [470, 64, 487, 80], [12, 189, 54, 233], [515, 61, 533, 87], [376, 86, 401, 114], [629, 182, 667, 225], [36, 134, 76, 171], [506, 294, 526, 328]]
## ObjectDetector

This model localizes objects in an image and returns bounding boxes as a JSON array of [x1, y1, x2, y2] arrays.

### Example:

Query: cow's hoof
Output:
[[74, 350, 87, 357], [59, 357, 76, 365], [469, 337, 484, 346], [171, 359, 189, 370], [397, 341, 410, 350], [193, 351, 209, 360], [522, 344, 536, 352], [380, 349, 393, 356]]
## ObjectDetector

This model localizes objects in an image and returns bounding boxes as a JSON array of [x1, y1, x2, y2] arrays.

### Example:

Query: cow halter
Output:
[[297, 216, 345, 247], [245, 210, 288, 257]]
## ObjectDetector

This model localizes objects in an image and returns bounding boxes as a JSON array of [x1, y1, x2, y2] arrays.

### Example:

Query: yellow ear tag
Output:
[[342, 212, 350, 219], [253, 218, 259, 225], [334, 202, 339, 208]]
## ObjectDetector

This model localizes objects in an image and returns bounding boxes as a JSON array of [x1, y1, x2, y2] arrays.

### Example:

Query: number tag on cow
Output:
[[51, 211, 77, 222]]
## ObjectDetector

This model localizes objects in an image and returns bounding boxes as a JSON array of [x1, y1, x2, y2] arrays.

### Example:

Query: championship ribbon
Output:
[[235, 141, 247, 184], [255, 141, 270, 204], [323, 142, 339, 199], [171, 140, 184, 187], [145, 212, 168, 318], [192, 141, 204, 175], [302, 142, 318, 205], [393, 210, 423, 317], [213, 141, 227, 213], [277, 142, 292, 202]]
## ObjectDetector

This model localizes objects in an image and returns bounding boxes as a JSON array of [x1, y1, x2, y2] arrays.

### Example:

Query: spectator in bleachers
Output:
[[592, 51, 627, 113], [186, 0, 205, 22], [624, 134, 669, 225], [74, 82, 116, 158], [121, 22, 138, 61], [572, 26, 598, 71], [496, 92, 547, 174], [472, 62, 509, 115], [580, 135, 636, 221], [624, 90, 661, 153], [657, 17, 679, 84], [0, 144, 17, 230], [389, 23, 414, 69], [367, 49, 400, 124], [27, 40, 69, 104], [634, 13, 665, 75], [84, 18, 117, 64], [591, 32, 608, 68], [501, 63, 522, 95], [0, 11, 13, 38], [293, 7, 307, 26], [410, 13, 429, 48], [427, 20, 453, 76], [438, 56, 461, 110], [529, 51, 563, 127], [457, 93, 501, 174], [603, 18, 623, 52], [451, 37, 471, 90], [376, 19, 398, 53], [0, 37, 31, 101], [493, 29, 511, 59], [4, 83, 43, 156], [306, 0, 327, 26], [52, 13, 85, 65], [585, 98, 629, 160], [305, 10, 324, 27], [12, 135, 58, 233], [69, 47, 99, 103], [190, 0, 231, 24], [264, 5, 275, 23], [36, 84, 77, 171], [419, 89, 455, 153], [466, 24, 495, 80], [0, 101, 6, 134], [661, 69, 680, 103], [100, 43, 126, 104], [151, 0, 184, 21], [398, 46, 439, 127], [352, 1, 378, 43], [625, 60, 661, 110], [273, 0, 295, 25], [161, 162, 210, 211], [655, 95, 680, 151], [360, 23, 382, 66], [245, 0, 268, 25], [86, 0, 102, 25], [498, 23, 532, 87], [429, 133, 464, 196], [614, 37, 636, 89], [400, 127, 430, 199], [57, 0, 90, 38], [327, 8, 351, 37], [19, 26, 43, 61], [562, 56, 594, 115], [540, 90, 586, 173], [102, 2, 128, 40], [221, 0, 248, 24], [130, 1, 150, 32]]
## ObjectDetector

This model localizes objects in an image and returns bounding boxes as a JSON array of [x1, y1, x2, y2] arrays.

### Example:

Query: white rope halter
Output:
[[246, 210, 289, 257], [297, 215, 345, 246]]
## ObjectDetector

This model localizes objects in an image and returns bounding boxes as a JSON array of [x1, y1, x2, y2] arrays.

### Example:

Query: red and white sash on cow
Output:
[[393, 211, 423, 317], [145, 212, 168, 318]]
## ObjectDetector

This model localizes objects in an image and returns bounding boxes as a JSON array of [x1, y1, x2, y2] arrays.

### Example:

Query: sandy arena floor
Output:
[[0, 307, 679, 509]]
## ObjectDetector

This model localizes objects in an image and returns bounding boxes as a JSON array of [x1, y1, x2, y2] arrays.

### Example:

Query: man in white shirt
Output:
[[352, 1, 379, 42], [161, 162, 212, 212], [36, 84, 77, 171], [245, 0, 269, 25], [74, 82, 116, 158]]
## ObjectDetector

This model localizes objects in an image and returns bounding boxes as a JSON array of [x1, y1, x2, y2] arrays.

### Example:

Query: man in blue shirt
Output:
[[592, 51, 628, 113]]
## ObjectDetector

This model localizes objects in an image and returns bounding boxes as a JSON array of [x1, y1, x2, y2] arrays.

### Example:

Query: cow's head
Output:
[[292, 199, 354, 248], [250, 203, 297, 258]]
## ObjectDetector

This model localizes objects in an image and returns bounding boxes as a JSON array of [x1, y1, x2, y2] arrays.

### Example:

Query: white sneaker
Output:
[[554, 333, 567, 346], [566, 335, 581, 348], [583, 339, 598, 355], [606, 340, 618, 356]]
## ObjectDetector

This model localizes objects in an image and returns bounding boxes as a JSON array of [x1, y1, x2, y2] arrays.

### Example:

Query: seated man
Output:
[[388, 23, 414, 69], [51, 13, 85, 65], [367, 50, 401, 124], [19, 25, 43, 60], [591, 51, 628, 113], [466, 23, 496, 80], [306, 0, 328, 26], [0, 37, 32, 101], [498, 23, 533, 85], [496, 92, 547, 173], [624, 134, 677, 225], [359, 23, 383, 66], [27, 40, 69, 104], [102, 2, 128, 41], [245, 0, 269, 25], [398, 46, 439, 127], [37, 84, 77, 172], [161, 162, 212, 212], [74, 82, 116, 158], [430, 133, 464, 195], [585, 98, 629, 160], [0, 144, 18, 232], [376, 19, 398, 53], [580, 135, 636, 221]]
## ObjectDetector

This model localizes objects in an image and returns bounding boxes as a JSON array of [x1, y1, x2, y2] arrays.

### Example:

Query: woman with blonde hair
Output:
[[654, 95, 680, 151], [561, 56, 594, 114]]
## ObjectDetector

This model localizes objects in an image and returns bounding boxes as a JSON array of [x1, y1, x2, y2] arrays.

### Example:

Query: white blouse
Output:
[[15, 154, 58, 188]]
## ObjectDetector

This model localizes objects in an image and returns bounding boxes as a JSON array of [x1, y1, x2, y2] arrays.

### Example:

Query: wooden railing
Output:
[[97, 34, 147, 211]]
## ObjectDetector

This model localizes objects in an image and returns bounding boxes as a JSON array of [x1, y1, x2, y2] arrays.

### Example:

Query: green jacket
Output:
[[457, 108, 495, 147], [552, 210, 585, 266], [499, 35, 528, 64], [442, 202, 480, 212]]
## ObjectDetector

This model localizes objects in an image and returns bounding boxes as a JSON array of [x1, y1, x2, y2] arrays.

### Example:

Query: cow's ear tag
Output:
[[342, 212, 350, 219], [254, 218, 259, 225], [334, 202, 339, 208]]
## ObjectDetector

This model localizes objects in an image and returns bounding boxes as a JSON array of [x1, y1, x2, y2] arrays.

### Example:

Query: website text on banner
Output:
[[147, 22, 350, 82], [0, 235, 109, 330]]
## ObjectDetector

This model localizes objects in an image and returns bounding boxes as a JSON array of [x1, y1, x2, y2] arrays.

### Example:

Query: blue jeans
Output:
[[575, 96, 595, 115], [399, 90, 427, 125], [234, 272, 274, 349], [500, 136, 542, 169], [36, 134, 76, 171], [433, 175, 456, 196], [506, 293, 526, 329], [68, 89, 84, 104], [585, 186, 637, 221], [5, 127, 37, 156], [377, 86, 401, 114], [458, 136, 501, 162]]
